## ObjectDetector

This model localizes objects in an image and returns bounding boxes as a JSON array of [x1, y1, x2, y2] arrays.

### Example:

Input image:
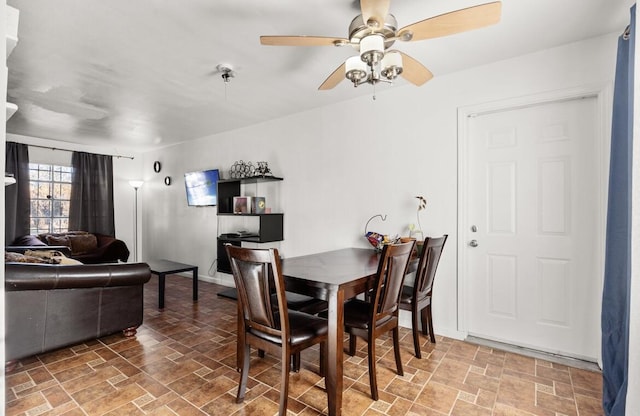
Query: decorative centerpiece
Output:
[[255, 161, 272, 176], [364, 214, 399, 252], [229, 160, 275, 179], [229, 160, 255, 178]]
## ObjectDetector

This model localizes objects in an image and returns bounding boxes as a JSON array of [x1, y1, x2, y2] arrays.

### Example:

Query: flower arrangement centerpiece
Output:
[[407, 196, 427, 255]]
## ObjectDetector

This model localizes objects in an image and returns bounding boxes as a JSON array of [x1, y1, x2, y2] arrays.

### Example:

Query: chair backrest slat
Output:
[[372, 241, 415, 321], [414, 235, 448, 297]]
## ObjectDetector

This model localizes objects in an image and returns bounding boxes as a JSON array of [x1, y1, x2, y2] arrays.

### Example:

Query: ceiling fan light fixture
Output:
[[263, 1, 502, 92], [381, 51, 403, 80], [345, 56, 368, 86], [359, 34, 385, 66]]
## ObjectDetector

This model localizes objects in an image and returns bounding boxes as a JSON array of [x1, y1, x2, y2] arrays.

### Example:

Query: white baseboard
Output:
[[172, 271, 234, 288], [197, 272, 234, 287]]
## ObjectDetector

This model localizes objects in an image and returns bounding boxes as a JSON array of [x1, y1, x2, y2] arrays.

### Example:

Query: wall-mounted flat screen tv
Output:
[[184, 169, 219, 206]]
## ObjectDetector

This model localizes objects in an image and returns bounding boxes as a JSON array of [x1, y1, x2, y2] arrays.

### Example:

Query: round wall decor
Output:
[[164, 176, 172, 186], [153, 161, 162, 173]]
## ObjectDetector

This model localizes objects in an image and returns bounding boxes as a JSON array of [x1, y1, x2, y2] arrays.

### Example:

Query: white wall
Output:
[[142, 33, 619, 340]]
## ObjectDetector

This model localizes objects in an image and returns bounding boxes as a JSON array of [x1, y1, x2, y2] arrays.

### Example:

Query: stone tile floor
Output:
[[4, 274, 603, 415]]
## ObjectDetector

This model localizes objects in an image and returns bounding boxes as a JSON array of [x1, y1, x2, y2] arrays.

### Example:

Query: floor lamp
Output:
[[129, 180, 144, 262]]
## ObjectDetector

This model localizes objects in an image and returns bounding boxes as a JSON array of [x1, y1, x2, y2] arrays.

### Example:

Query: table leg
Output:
[[159, 273, 166, 309], [326, 288, 344, 416], [192, 267, 199, 301]]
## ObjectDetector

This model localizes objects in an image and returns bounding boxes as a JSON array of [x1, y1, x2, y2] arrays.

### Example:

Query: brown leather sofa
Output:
[[10, 232, 130, 264], [4, 262, 151, 368]]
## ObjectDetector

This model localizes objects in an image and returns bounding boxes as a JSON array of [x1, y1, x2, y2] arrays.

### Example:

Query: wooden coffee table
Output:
[[147, 259, 198, 309]]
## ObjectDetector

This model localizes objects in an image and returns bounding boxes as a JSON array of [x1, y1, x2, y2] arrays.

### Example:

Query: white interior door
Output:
[[463, 96, 602, 361]]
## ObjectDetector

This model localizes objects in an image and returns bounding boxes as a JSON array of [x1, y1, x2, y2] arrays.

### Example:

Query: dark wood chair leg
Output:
[[319, 342, 326, 377], [279, 351, 291, 416], [425, 305, 436, 343], [236, 343, 251, 403], [236, 301, 244, 371], [258, 349, 265, 358], [412, 306, 422, 358], [392, 327, 404, 376], [368, 336, 378, 401], [421, 306, 429, 335]]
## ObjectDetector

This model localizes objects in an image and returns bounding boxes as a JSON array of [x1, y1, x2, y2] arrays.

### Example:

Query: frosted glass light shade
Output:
[[381, 51, 403, 79], [359, 34, 385, 65], [345, 56, 368, 84]]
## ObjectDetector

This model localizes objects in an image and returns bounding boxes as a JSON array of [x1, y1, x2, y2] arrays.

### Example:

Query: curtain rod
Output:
[[23, 143, 135, 160]]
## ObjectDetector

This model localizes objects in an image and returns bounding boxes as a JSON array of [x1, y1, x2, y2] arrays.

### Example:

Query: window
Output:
[[29, 163, 73, 234]]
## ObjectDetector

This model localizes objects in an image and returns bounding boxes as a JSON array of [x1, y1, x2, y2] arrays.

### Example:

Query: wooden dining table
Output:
[[280, 247, 381, 416], [233, 247, 417, 416]]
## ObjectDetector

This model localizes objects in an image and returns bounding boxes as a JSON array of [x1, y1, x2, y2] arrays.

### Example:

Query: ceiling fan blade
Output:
[[399, 1, 502, 42], [318, 62, 346, 90], [360, 0, 390, 27], [260, 35, 348, 47], [398, 52, 433, 86]]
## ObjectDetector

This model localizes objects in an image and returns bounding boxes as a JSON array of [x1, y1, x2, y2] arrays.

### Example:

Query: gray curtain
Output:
[[5, 142, 31, 245], [68, 151, 115, 236], [601, 5, 634, 416]]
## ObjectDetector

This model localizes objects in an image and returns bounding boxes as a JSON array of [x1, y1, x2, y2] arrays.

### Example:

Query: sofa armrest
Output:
[[10, 234, 47, 246], [5, 262, 151, 291]]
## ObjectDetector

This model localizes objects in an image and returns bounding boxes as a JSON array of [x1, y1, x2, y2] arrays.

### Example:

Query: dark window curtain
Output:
[[601, 5, 634, 416], [5, 142, 31, 245], [68, 151, 115, 236]]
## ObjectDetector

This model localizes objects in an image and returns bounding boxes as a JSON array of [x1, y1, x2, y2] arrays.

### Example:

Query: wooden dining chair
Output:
[[399, 235, 448, 358], [343, 240, 415, 401], [271, 279, 328, 372], [226, 245, 328, 416]]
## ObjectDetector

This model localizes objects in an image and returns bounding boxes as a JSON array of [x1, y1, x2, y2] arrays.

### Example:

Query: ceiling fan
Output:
[[260, 0, 501, 90]]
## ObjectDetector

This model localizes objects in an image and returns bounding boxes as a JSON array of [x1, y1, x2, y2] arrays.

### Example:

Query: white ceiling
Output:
[[5, 0, 633, 152]]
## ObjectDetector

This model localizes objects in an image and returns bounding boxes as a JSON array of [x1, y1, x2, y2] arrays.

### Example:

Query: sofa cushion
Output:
[[45, 235, 70, 247], [24, 249, 82, 265], [68, 234, 98, 255], [5, 251, 60, 264]]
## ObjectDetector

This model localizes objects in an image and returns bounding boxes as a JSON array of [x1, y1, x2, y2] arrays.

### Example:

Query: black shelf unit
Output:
[[217, 176, 284, 273], [217, 214, 284, 243]]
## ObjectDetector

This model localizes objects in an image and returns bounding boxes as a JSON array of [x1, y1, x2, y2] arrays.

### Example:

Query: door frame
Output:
[[456, 85, 612, 359]]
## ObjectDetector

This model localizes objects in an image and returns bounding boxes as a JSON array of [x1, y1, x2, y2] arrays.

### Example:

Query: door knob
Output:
[[469, 239, 479, 247]]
